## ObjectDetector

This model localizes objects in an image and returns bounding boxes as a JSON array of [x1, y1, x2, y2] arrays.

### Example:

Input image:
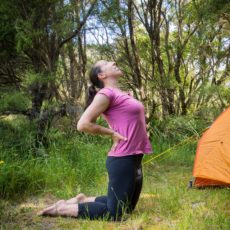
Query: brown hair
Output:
[[84, 64, 104, 110]]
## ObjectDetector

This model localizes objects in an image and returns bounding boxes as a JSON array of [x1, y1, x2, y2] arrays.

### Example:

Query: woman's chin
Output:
[[116, 71, 123, 78]]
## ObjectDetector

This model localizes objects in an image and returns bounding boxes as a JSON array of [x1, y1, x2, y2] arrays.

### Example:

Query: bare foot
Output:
[[66, 193, 87, 204], [37, 200, 66, 216], [75, 193, 87, 203], [37, 193, 88, 216]]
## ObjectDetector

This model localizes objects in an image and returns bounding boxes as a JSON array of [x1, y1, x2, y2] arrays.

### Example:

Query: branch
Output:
[[58, 0, 97, 48], [0, 109, 31, 117]]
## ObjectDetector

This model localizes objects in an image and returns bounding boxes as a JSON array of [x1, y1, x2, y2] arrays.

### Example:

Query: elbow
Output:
[[77, 121, 95, 133], [77, 122, 85, 132]]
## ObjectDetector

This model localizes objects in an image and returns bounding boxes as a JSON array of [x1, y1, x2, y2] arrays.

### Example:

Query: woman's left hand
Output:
[[111, 131, 127, 151]]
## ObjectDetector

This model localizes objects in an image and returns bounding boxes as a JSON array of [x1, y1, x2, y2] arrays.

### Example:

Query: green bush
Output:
[[0, 115, 109, 200], [0, 91, 30, 113], [151, 115, 209, 143], [0, 116, 36, 157]]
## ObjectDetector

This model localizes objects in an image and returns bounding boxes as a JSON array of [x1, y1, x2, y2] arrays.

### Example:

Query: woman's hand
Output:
[[111, 131, 127, 151]]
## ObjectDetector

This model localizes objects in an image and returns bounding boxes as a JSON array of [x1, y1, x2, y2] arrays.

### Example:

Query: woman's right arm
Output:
[[77, 93, 115, 137]]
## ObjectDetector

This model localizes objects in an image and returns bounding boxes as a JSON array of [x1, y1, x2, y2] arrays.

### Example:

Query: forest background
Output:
[[0, 0, 229, 229]]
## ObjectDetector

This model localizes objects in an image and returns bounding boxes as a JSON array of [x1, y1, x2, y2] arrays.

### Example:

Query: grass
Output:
[[1, 144, 229, 229], [0, 116, 229, 229]]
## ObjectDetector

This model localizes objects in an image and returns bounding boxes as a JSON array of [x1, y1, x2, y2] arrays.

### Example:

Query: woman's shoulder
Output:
[[96, 87, 132, 102], [97, 87, 116, 96], [98, 87, 130, 94], [96, 87, 117, 104], [97, 86, 115, 92], [97, 87, 122, 97]]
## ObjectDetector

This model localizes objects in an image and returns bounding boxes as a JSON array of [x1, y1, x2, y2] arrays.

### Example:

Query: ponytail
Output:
[[84, 84, 98, 110], [84, 64, 104, 110]]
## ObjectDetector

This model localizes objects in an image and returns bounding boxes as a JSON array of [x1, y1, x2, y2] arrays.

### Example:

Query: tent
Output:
[[192, 107, 230, 187]]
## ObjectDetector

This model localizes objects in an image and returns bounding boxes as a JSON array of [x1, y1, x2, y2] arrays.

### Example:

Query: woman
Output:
[[38, 60, 153, 221]]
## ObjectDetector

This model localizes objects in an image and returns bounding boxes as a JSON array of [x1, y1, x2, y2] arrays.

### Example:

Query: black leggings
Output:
[[78, 154, 144, 221]]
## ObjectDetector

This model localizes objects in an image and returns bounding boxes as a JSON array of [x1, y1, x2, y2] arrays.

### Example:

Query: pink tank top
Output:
[[96, 87, 153, 157]]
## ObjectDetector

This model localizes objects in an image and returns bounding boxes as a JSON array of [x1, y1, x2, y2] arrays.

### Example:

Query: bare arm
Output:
[[77, 94, 114, 137]]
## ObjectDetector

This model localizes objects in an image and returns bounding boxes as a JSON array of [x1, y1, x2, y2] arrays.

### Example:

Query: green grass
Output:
[[0, 116, 229, 229]]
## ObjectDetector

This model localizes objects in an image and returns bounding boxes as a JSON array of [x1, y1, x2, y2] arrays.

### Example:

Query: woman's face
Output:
[[96, 60, 123, 79]]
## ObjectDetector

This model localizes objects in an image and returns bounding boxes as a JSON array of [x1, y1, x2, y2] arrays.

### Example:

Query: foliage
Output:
[[0, 117, 229, 229], [0, 116, 108, 199], [0, 91, 31, 113]]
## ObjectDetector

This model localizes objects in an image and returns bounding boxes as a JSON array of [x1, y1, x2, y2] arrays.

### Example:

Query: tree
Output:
[[0, 0, 97, 152]]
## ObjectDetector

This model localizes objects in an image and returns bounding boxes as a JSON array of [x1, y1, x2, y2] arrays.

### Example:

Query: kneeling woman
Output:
[[38, 60, 153, 221]]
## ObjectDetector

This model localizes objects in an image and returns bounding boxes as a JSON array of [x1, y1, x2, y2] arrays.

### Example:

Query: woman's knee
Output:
[[107, 210, 122, 221], [106, 201, 127, 221]]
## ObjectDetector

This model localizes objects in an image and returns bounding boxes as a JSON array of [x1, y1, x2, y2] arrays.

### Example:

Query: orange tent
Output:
[[192, 107, 230, 187]]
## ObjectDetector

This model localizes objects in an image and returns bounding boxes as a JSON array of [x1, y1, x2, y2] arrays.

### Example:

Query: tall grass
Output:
[[0, 114, 229, 229], [0, 113, 215, 200], [0, 115, 109, 200]]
